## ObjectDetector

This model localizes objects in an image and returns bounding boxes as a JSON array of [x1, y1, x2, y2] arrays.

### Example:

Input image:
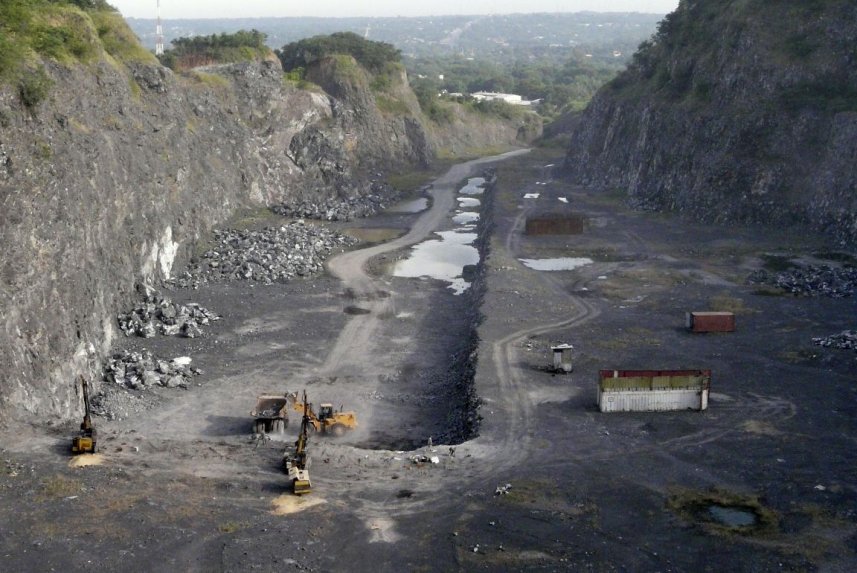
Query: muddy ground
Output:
[[1, 149, 856, 572]]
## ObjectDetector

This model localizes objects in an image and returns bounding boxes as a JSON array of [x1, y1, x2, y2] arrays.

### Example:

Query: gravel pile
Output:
[[104, 349, 201, 391], [747, 265, 857, 297], [166, 221, 358, 289], [118, 291, 219, 338], [270, 183, 399, 221], [812, 330, 857, 352]]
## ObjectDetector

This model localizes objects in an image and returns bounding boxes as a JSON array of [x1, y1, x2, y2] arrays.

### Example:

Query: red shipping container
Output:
[[686, 311, 736, 333]]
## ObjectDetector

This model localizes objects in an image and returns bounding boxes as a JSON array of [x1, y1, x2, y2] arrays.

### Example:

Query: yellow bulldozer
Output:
[[71, 376, 97, 454], [287, 391, 357, 437]]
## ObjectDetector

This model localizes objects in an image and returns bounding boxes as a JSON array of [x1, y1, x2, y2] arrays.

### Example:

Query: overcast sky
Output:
[[113, 1, 680, 19]]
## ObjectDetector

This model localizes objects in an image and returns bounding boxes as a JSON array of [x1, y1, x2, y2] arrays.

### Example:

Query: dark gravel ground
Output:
[[1, 150, 855, 572]]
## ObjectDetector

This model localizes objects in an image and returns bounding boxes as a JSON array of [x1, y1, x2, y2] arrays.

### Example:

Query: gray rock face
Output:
[[0, 57, 418, 423], [562, 1, 857, 247]]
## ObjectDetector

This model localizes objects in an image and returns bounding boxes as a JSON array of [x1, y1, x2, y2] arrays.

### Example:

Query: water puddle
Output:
[[459, 177, 486, 195], [707, 504, 758, 527], [524, 193, 540, 199], [558, 197, 569, 204], [457, 197, 481, 208], [519, 257, 594, 271], [387, 197, 429, 213], [452, 212, 480, 225], [394, 231, 479, 295]]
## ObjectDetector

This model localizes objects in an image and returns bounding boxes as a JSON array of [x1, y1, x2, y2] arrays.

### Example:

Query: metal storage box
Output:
[[597, 369, 711, 412], [686, 311, 736, 333]]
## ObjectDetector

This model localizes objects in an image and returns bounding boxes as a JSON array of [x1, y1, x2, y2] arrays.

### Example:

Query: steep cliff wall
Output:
[[0, 2, 543, 424], [563, 0, 857, 246]]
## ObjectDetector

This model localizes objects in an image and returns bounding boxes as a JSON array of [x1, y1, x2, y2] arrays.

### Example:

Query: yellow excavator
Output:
[[287, 391, 357, 437], [71, 376, 97, 454], [283, 391, 312, 495]]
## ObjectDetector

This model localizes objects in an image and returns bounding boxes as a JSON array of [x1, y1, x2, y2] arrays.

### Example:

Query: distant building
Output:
[[471, 92, 537, 106]]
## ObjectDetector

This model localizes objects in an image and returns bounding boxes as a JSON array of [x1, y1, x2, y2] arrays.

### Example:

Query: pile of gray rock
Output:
[[104, 349, 201, 390], [747, 265, 857, 297], [812, 330, 857, 352], [270, 183, 398, 221], [167, 221, 358, 289], [118, 291, 219, 338]]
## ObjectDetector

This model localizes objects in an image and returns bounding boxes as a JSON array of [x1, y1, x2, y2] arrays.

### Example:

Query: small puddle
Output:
[[524, 193, 540, 199], [387, 197, 429, 213], [344, 306, 371, 315], [457, 197, 481, 208], [452, 212, 479, 225], [459, 177, 486, 195], [519, 257, 594, 271], [394, 231, 479, 295], [707, 504, 758, 527]]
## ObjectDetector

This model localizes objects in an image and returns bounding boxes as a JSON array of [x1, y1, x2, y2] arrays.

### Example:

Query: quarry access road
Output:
[[321, 148, 529, 376]]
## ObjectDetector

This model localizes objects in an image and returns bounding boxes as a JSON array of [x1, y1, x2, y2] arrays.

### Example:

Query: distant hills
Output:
[[126, 13, 664, 63]]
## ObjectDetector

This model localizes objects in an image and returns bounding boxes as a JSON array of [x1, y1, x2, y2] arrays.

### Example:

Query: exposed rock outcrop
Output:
[[563, 0, 857, 246]]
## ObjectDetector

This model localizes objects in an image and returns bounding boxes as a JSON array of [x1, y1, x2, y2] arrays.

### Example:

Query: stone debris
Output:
[[495, 483, 513, 496], [103, 349, 201, 391], [118, 290, 219, 338], [167, 221, 358, 289], [270, 183, 398, 221], [812, 330, 857, 352], [747, 265, 857, 297]]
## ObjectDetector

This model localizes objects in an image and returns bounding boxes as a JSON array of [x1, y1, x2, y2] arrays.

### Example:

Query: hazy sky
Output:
[[113, 1, 680, 19]]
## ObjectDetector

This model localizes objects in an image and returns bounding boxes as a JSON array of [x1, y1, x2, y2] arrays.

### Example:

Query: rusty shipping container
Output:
[[686, 311, 736, 333], [525, 214, 586, 235], [597, 369, 711, 413]]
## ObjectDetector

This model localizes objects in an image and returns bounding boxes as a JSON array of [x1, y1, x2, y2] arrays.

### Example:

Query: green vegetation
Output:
[[19, 66, 54, 108], [409, 55, 622, 121], [277, 32, 401, 75], [0, 0, 155, 113], [609, 0, 857, 114], [159, 30, 270, 71]]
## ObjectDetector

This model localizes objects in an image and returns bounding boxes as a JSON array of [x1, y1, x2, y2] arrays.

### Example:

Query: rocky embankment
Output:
[[563, 0, 857, 246], [0, 21, 536, 423]]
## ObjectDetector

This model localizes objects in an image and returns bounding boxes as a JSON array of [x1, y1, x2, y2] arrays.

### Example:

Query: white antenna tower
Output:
[[155, 0, 164, 56]]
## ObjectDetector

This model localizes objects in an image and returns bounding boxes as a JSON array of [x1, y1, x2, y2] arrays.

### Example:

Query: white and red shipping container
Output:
[[598, 369, 711, 413]]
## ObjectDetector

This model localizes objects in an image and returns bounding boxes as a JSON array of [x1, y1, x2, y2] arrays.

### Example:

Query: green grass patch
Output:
[[90, 10, 156, 65], [188, 70, 230, 90], [38, 475, 82, 501], [375, 95, 410, 115], [386, 170, 435, 192]]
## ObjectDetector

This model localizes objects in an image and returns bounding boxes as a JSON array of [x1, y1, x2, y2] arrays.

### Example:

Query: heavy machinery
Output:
[[287, 391, 357, 437], [283, 391, 312, 495], [71, 376, 97, 454], [250, 394, 290, 435]]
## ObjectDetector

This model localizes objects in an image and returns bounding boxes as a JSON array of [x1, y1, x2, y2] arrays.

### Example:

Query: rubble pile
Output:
[[104, 350, 201, 390], [747, 265, 857, 297], [118, 291, 219, 338], [812, 330, 857, 352], [167, 221, 358, 288], [270, 183, 399, 221]]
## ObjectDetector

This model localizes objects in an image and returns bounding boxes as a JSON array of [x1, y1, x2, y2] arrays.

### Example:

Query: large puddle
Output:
[[394, 231, 479, 295], [519, 257, 594, 271], [393, 177, 488, 295], [459, 177, 486, 195], [387, 197, 429, 213]]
